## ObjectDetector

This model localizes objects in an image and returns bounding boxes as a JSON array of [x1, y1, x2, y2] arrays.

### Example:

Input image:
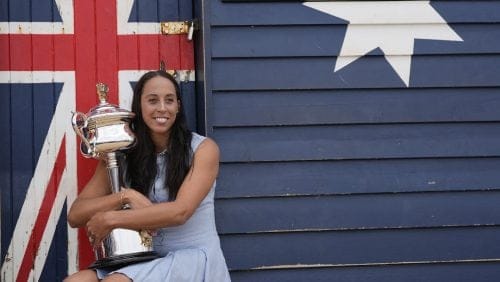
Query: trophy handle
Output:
[[71, 111, 94, 157]]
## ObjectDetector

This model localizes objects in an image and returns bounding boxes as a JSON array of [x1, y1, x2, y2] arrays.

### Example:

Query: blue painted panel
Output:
[[204, 0, 500, 278], [180, 81, 197, 131], [213, 88, 500, 126], [230, 262, 500, 282], [213, 123, 500, 162], [178, 0, 193, 20], [0, 83, 61, 265], [217, 158, 500, 198], [212, 55, 500, 90], [10, 86, 35, 244], [7, 0, 30, 21], [31, 0, 61, 22], [220, 226, 500, 270], [0, 0, 7, 20], [0, 84, 12, 264], [129, 0, 180, 22], [211, 1, 500, 25], [1, 0, 61, 21], [216, 191, 500, 233]]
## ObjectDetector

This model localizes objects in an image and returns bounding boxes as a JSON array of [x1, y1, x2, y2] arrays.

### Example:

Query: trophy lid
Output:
[[86, 83, 135, 120]]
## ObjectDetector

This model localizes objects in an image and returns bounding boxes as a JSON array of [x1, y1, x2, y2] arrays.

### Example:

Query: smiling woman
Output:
[[64, 70, 231, 282], [140, 76, 180, 151]]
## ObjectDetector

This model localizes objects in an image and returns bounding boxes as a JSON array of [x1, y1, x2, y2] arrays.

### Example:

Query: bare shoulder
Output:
[[194, 137, 220, 161]]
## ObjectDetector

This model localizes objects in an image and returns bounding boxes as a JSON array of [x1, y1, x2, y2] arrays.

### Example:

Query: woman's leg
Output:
[[101, 273, 132, 282], [63, 269, 99, 282]]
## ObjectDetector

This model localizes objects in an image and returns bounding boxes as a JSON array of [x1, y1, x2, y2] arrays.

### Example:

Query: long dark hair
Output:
[[126, 70, 192, 200]]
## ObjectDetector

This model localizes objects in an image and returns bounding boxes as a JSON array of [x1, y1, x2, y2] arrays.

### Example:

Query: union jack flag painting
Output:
[[1, 0, 194, 280]]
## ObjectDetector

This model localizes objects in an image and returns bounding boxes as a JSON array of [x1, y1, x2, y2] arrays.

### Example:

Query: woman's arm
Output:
[[67, 160, 122, 228], [86, 138, 220, 244]]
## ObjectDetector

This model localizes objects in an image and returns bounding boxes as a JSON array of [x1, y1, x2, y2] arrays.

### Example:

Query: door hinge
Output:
[[161, 20, 198, 40]]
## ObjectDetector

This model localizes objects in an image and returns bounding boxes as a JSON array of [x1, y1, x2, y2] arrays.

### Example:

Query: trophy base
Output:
[[88, 251, 159, 269]]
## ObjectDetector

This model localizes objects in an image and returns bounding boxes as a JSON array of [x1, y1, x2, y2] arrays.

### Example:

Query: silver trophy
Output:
[[71, 83, 157, 268]]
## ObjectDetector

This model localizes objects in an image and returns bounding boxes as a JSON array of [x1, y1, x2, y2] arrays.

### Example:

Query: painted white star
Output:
[[303, 1, 463, 86]]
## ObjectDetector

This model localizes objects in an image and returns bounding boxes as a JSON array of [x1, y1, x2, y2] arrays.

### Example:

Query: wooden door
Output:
[[0, 0, 195, 280]]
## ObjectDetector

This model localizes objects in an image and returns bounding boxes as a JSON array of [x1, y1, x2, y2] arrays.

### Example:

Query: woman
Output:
[[64, 70, 231, 281]]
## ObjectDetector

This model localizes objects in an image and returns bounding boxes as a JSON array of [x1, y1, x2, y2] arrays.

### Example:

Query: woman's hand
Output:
[[86, 211, 115, 247], [121, 187, 153, 209]]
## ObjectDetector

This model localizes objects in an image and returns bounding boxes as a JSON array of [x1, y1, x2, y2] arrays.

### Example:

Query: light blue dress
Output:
[[96, 133, 231, 281]]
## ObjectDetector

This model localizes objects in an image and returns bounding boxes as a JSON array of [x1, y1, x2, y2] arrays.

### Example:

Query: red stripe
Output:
[[179, 37, 195, 69], [118, 34, 178, 70], [0, 35, 74, 71], [1, 34, 193, 71], [96, 0, 118, 104], [74, 0, 99, 267], [16, 136, 66, 282]]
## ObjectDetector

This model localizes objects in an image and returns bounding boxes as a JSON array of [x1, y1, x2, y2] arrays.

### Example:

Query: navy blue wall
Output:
[[199, 0, 500, 280]]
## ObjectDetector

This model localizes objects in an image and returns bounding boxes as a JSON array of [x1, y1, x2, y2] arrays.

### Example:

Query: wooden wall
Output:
[[199, 1, 500, 280]]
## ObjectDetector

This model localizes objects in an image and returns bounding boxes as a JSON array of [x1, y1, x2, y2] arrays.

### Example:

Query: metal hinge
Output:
[[160, 20, 198, 40]]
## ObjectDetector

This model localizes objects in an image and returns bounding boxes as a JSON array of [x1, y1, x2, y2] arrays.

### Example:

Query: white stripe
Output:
[[55, 0, 74, 33], [0, 71, 77, 281]]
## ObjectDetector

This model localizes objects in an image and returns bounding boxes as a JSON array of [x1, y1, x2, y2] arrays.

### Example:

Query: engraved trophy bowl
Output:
[[71, 83, 157, 268]]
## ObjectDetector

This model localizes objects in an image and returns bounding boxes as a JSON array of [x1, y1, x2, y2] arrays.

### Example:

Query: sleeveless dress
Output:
[[96, 133, 231, 281]]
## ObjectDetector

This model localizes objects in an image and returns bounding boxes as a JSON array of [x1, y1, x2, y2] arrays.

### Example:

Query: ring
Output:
[[88, 234, 95, 244]]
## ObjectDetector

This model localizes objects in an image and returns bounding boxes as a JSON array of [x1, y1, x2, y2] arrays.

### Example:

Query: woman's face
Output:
[[140, 76, 179, 146]]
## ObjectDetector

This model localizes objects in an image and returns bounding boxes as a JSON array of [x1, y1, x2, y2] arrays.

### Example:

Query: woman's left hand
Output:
[[86, 211, 114, 247]]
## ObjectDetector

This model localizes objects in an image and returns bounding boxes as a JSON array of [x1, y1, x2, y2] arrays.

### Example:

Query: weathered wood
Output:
[[211, 1, 500, 26], [220, 226, 500, 270], [213, 88, 500, 126], [217, 158, 500, 198], [230, 262, 500, 282], [211, 55, 500, 90], [213, 123, 500, 162], [216, 191, 500, 233], [212, 24, 500, 57]]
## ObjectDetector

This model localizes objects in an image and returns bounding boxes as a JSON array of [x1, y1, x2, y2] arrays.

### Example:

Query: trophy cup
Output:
[[71, 83, 157, 268]]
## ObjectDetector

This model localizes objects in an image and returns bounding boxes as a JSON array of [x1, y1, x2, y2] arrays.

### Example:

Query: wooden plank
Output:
[[0, 85, 12, 263], [212, 24, 500, 57], [220, 226, 500, 270], [9, 84, 35, 271], [39, 204, 68, 281], [0, 0, 7, 21], [180, 81, 197, 131], [230, 261, 500, 282], [211, 55, 500, 90], [215, 191, 500, 234], [32, 84, 57, 157], [10, 85, 34, 222], [129, 0, 179, 21], [34, 82, 63, 281], [216, 158, 500, 198], [211, 1, 500, 26], [213, 123, 500, 162], [178, 0, 193, 20], [32, 0, 62, 21], [212, 88, 500, 126], [8, 0, 30, 21]]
